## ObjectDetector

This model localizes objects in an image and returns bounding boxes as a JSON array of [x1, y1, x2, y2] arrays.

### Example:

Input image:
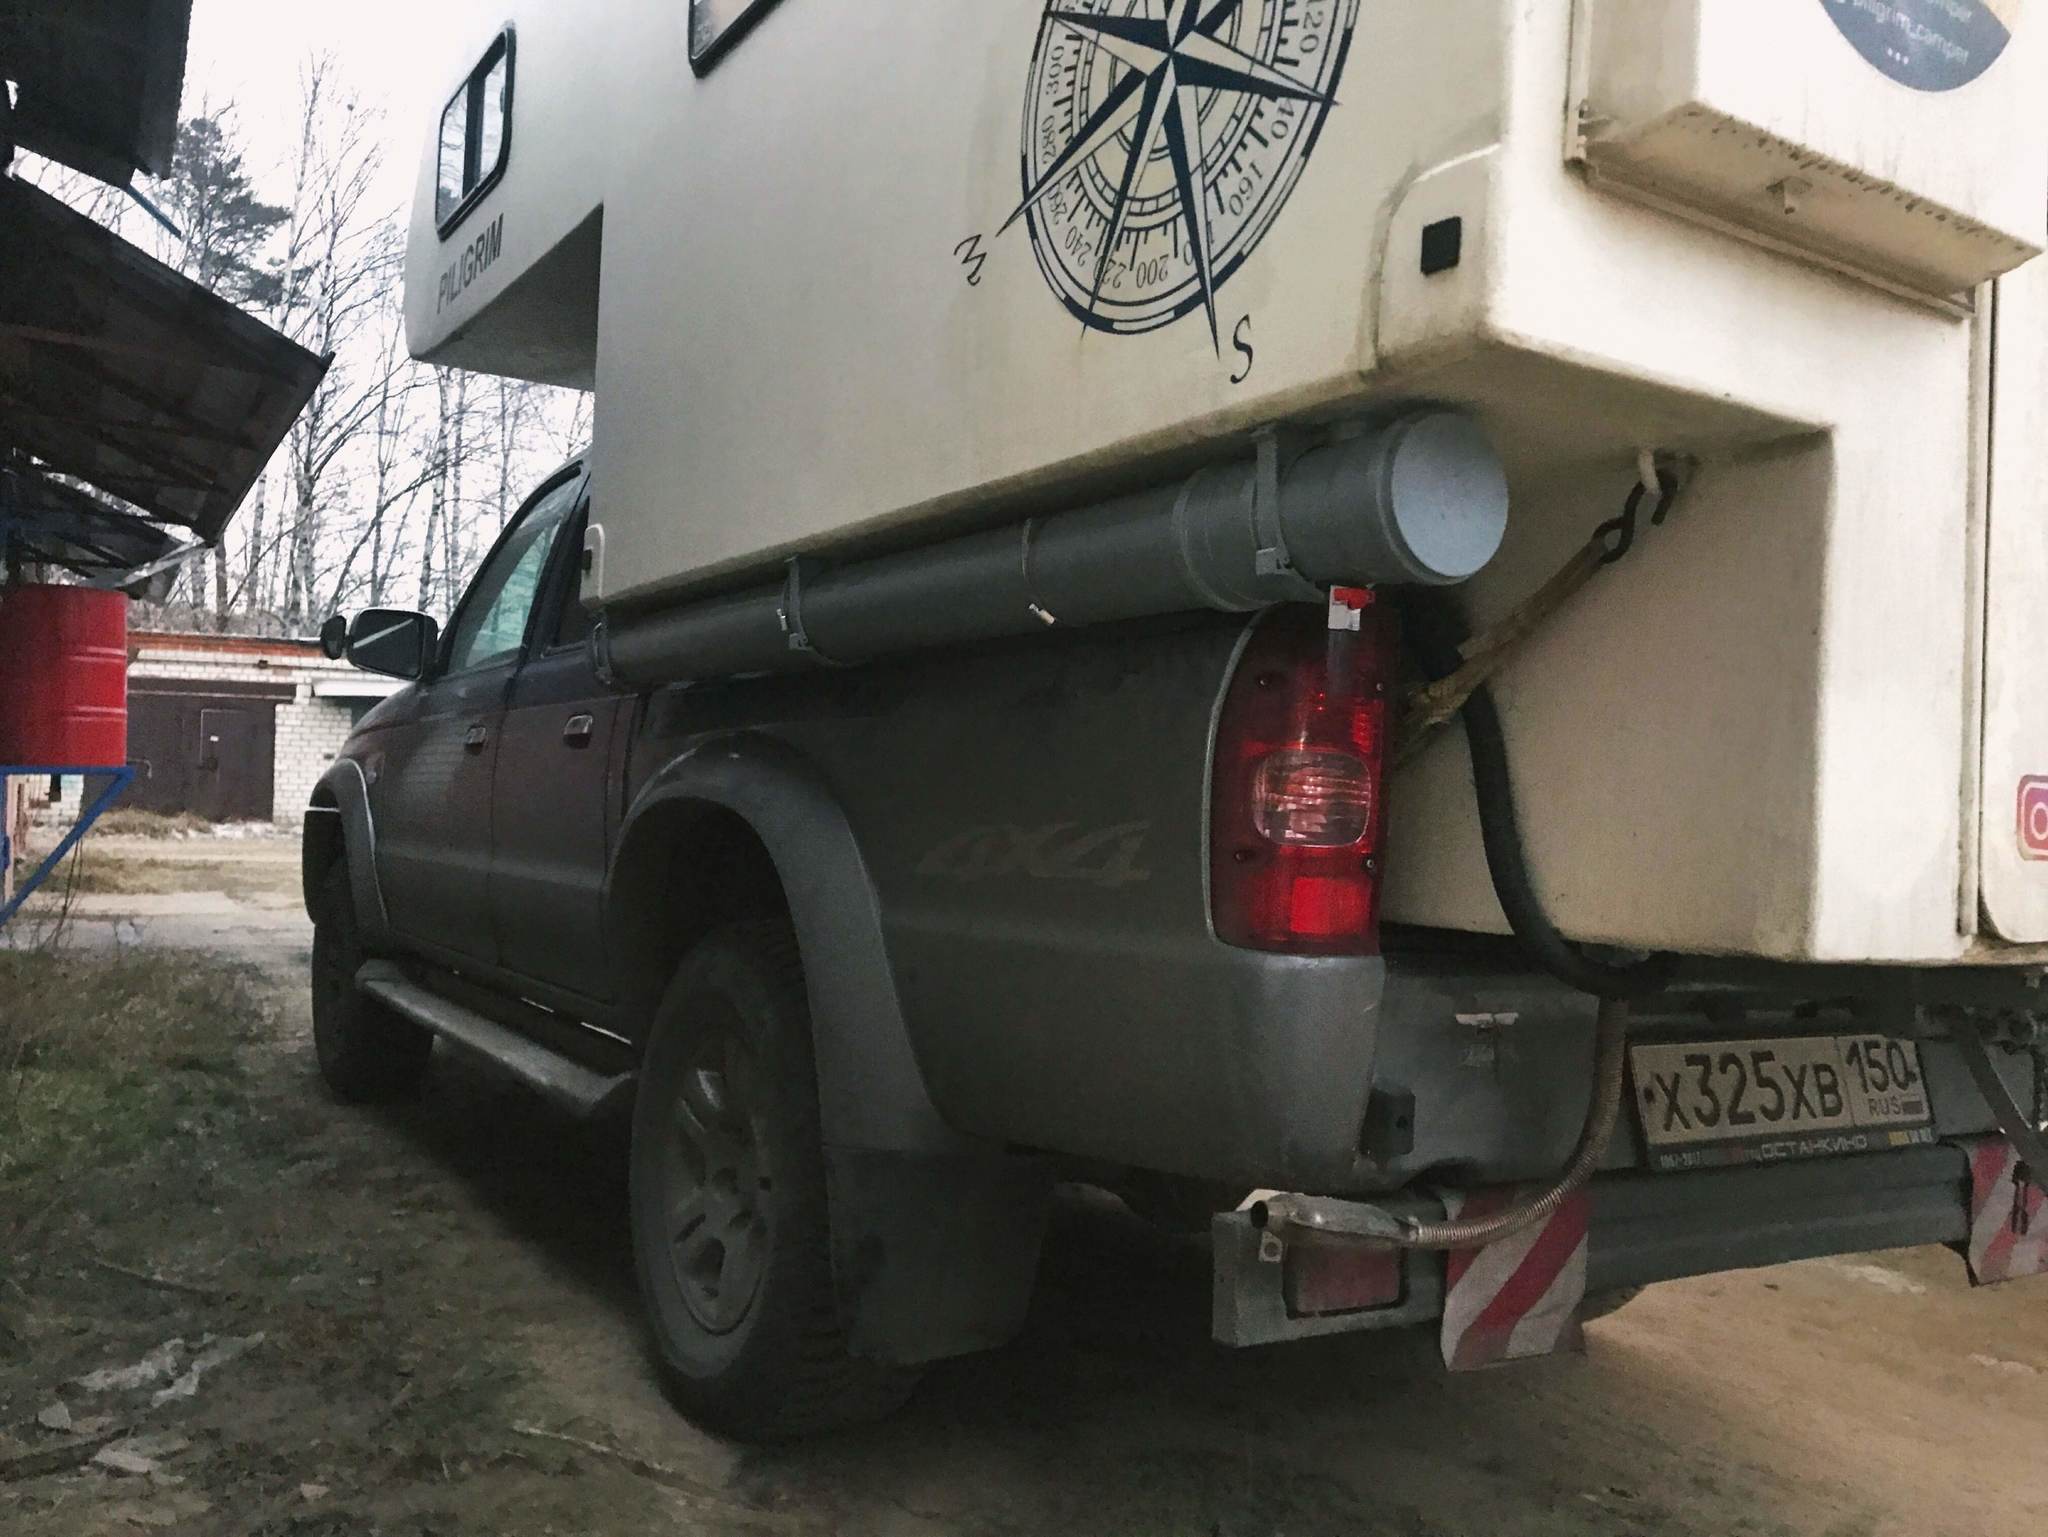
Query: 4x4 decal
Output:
[[917, 821, 1153, 889]]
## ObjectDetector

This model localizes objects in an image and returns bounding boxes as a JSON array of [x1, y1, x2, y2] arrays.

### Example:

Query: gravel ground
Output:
[[3, 835, 2044, 1536]]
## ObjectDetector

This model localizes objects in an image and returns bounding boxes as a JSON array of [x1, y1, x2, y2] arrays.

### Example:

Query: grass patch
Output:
[[0, 948, 268, 1194], [92, 809, 214, 839], [0, 946, 584, 1537], [28, 854, 206, 897], [14, 844, 297, 904]]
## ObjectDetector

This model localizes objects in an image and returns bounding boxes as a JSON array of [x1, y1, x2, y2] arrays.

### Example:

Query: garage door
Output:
[[126, 685, 283, 823]]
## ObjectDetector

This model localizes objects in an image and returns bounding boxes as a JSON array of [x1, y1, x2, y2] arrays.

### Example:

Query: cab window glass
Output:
[[446, 479, 577, 673], [553, 514, 594, 651]]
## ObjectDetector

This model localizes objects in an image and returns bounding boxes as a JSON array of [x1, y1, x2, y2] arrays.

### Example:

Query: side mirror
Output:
[[343, 609, 440, 681], [318, 614, 349, 661]]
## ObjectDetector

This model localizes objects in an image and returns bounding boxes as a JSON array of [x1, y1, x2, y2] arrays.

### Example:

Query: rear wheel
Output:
[[630, 922, 917, 1440], [310, 863, 431, 1103]]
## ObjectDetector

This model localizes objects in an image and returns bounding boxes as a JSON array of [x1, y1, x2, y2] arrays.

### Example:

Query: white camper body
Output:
[[404, 0, 2048, 967]]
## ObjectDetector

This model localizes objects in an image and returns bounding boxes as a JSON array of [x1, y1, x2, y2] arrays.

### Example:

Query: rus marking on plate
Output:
[[999, 0, 1359, 349], [1818, 0, 2020, 92]]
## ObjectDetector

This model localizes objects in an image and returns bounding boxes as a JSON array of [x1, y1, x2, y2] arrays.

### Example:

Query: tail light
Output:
[[1210, 593, 1392, 955]]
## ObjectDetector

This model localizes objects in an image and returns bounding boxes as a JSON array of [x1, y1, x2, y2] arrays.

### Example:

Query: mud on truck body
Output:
[[308, 0, 2048, 1437]]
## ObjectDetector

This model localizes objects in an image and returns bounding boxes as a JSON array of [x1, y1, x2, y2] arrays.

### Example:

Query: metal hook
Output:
[[1594, 470, 1680, 567]]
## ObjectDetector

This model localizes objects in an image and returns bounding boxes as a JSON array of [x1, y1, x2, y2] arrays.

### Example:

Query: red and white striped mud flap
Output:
[[1964, 1138, 2048, 1286], [1437, 1188, 1590, 1371]]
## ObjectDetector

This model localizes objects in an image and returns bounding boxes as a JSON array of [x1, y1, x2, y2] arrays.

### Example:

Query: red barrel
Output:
[[0, 584, 130, 767]]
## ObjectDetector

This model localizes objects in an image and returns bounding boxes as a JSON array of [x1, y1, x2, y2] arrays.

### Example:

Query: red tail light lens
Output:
[[1211, 600, 1392, 955]]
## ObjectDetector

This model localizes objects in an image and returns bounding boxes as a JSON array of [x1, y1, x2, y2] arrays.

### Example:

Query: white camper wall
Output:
[[568, 0, 2040, 609], [400, 0, 2048, 964], [1978, 257, 2048, 946], [1378, 0, 1990, 964], [589, 1, 1511, 597]]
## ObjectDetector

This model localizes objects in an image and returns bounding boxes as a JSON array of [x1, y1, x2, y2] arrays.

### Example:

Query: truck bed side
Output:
[[625, 613, 1385, 1192]]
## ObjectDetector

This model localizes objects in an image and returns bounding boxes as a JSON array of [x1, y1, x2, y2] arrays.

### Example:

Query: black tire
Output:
[[630, 921, 918, 1440], [310, 863, 432, 1103]]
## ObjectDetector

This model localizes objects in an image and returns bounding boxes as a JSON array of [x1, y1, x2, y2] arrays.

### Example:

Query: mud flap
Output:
[[1438, 1189, 1589, 1370], [824, 1147, 1053, 1365], [1964, 1138, 2048, 1286]]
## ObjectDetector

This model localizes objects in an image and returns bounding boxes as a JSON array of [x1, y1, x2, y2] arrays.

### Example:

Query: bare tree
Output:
[[495, 378, 532, 530], [420, 370, 451, 613], [271, 60, 413, 626], [307, 286, 445, 614], [366, 305, 423, 606], [25, 54, 596, 633], [241, 472, 269, 615], [439, 370, 472, 615], [153, 108, 290, 306], [19, 156, 131, 228]]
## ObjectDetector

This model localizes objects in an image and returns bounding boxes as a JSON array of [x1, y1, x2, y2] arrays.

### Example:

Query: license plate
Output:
[[1630, 1034, 1936, 1172]]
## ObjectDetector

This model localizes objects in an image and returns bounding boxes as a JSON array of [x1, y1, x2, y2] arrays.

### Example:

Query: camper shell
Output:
[[404, 0, 2048, 968]]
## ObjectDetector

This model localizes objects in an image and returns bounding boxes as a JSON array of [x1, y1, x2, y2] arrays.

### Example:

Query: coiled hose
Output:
[[1407, 593, 1675, 1001]]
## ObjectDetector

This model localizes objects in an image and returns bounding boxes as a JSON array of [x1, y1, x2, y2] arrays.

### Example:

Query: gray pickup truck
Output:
[[308, 455, 2048, 1441]]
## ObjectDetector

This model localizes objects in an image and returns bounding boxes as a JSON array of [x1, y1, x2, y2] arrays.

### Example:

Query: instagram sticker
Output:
[[2020, 778, 2048, 862]]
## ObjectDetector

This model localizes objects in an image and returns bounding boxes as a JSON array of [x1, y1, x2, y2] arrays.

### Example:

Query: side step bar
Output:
[[355, 961, 634, 1120]]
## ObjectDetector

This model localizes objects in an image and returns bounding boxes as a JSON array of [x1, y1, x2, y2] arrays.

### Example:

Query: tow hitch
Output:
[[1942, 1013, 2048, 1284], [1945, 1014, 2048, 1194]]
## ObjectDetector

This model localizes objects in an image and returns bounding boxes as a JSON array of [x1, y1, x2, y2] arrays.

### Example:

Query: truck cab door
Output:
[[374, 470, 584, 967], [488, 494, 628, 1003]]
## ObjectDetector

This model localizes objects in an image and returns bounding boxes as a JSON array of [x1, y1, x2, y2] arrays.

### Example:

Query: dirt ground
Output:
[[3, 834, 2046, 1537]]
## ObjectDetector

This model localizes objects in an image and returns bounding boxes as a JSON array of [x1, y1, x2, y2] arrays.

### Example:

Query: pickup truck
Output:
[[308, 453, 2048, 1441]]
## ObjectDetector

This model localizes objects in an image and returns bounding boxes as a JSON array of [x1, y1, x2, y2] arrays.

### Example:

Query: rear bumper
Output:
[[1213, 955, 2048, 1347], [1343, 954, 2042, 1192], [1584, 1143, 1967, 1293], [1215, 1141, 1980, 1347]]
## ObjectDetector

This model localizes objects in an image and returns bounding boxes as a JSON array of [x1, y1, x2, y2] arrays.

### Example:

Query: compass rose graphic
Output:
[[1003, 0, 1360, 347]]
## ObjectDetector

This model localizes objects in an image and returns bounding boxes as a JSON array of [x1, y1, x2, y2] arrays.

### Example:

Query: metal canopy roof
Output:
[[0, 0, 193, 183], [0, 464, 187, 598], [0, 176, 330, 553]]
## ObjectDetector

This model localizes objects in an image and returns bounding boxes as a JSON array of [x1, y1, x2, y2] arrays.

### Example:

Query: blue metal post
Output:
[[0, 764, 136, 928]]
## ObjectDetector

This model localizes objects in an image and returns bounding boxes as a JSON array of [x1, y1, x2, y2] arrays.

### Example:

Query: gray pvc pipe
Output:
[[603, 409, 1508, 685]]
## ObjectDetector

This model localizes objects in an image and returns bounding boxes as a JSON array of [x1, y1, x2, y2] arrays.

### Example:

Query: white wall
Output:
[[273, 689, 359, 828]]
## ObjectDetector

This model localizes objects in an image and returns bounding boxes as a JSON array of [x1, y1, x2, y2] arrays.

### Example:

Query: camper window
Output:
[[690, 0, 781, 73], [436, 31, 514, 236]]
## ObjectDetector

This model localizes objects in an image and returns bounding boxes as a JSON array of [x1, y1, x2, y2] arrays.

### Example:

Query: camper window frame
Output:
[[689, 0, 783, 75], [436, 28, 516, 240]]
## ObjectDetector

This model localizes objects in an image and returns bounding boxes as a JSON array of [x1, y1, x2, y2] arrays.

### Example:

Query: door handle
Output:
[[463, 723, 490, 753], [562, 713, 596, 749]]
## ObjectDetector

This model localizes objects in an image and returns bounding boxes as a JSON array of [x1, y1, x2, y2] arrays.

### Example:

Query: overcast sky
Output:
[[181, 0, 491, 210]]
